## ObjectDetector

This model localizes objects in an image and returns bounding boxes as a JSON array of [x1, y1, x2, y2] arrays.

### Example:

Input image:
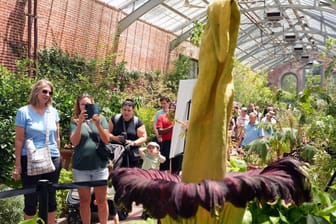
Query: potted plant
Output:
[[60, 144, 74, 170]]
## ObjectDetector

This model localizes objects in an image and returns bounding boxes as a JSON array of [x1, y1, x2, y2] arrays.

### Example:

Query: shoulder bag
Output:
[[26, 109, 56, 176], [84, 121, 123, 162]]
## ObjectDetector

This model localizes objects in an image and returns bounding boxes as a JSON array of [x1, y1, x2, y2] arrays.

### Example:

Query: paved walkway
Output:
[[109, 203, 158, 224], [58, 203, 158, 224]]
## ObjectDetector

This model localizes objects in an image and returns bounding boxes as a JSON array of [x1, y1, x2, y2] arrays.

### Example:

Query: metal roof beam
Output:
[[238, 44, 278, 62], [169, 17, 208, 51], [252, 55, 290, 70], [162, 3, 192, 21], [235, 45, 268, 68], [171, 11, 207, 33], [118, 0, 165, 33], [169, 27, 194, 51], [242, 4, 336, 14]]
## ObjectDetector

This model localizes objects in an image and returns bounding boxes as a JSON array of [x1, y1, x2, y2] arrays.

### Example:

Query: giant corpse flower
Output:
[[112, 158, 311, 222], [111, 0, 312, 223]]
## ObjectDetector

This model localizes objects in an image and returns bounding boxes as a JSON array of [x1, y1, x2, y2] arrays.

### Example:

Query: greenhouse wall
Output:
[[0, 0, 198, 73]]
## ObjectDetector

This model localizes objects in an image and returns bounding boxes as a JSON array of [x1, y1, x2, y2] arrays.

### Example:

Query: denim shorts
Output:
[[72, 168, 109, 182]]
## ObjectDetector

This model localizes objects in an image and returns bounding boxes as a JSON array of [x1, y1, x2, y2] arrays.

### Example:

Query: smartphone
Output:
[[85, 103, 99, 119]]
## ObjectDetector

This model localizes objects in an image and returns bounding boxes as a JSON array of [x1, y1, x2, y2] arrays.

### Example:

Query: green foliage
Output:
[[164, 55, 192, 93], [244, 138, 272, 166], [190, 20, 205, 47], [56, 169, 74, 218], [36, 48, 166, 146], [37, 47, 94, 81], [0, 184, 24, 224], [243, 185, 336, 224], [305, 115, 336, 153], [136, 107, 157, 142], [243, 108, 301, 167], [281, 74, 298, 94], [0, 47, 178, 183], [232, 60, 273, 108], [18, 215, 45, 224], [227, 157, 247, 172], [326, 37, 336, 51], [309, 150, 336, 190], [0, 67, 33, 184], [300, 144, 318, 163], [274, 89, 297, 105]]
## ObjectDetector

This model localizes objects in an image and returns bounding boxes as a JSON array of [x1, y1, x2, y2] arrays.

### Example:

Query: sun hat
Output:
[[147, 142, 160, 149]]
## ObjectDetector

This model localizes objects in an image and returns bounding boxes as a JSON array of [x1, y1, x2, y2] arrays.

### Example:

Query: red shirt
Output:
[[156, 114, 173, 141]]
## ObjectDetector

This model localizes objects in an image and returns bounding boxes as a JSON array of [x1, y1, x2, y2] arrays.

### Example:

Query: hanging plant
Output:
[[190, 20, 205, 46]]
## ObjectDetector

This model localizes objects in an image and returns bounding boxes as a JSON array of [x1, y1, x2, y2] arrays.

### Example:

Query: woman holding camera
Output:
[[70, 94, 112, 224], [108, 99, 147, 168]]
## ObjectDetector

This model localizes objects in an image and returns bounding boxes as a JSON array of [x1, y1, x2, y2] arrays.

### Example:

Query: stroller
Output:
[[66, 144, 129, 224], [66, 187, 123, 224]]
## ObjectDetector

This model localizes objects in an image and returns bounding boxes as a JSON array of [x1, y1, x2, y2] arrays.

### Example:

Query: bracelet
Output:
[[133, 141, 137, 147]]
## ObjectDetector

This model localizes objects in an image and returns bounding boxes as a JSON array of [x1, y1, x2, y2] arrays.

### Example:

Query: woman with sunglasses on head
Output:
[[108, 99, 147, 168], [69, 93, 115, 224], [12, 79, 62, 224]]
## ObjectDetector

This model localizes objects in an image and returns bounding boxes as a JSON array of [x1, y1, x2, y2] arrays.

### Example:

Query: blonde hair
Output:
[[28, 79, 54, 106]]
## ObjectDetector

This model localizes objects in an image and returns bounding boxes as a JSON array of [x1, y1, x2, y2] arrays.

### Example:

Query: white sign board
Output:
[[170, 79, 197, 158]]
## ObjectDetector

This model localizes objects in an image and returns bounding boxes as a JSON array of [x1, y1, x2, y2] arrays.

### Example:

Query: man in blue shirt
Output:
[[241, 112, 264, 148]]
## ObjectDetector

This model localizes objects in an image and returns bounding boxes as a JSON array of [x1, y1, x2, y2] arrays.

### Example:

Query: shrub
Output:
[[0, 67, 32, 185], [0, 47, 178, 184], [56, 168, 74, 218], [0, 184, 24, 224]]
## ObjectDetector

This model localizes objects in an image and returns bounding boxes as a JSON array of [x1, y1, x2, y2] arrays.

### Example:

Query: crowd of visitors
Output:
[[12, 78, 280, 224], [11, 80, 183, 224], [229, 101, 279, 154]]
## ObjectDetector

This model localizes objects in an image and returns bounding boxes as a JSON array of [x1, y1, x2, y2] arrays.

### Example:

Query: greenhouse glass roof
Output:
[[102, 0, 336, 71]]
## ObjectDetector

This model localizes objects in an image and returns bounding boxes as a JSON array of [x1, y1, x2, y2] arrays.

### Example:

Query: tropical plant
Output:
[[243, 107, 301, 166], [243, 184, 336, 224], [111, 158, 311, 223]]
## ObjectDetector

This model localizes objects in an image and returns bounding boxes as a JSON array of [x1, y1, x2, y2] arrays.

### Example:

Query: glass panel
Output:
[[281, 73, 298, 94], [304, 60, 322, 88]]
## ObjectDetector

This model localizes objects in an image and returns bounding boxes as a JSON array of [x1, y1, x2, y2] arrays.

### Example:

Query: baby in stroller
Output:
[[66, 144, 127, 224]]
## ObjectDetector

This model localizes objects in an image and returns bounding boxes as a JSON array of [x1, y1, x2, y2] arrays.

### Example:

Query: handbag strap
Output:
[[84, 121, 99, 143], [25, 107, 50, 145], [45, 108, 50, 146], [122, 118, 127, 134]]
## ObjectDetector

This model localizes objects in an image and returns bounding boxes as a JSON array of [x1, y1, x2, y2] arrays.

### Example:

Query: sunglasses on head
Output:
[[78, 93, 91, 100], [41, 89, 53, 96]]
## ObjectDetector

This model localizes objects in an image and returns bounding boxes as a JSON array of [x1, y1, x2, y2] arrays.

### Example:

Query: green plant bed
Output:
[[0, 184, 24, 224], [243, 184, 336, 224], [56, 168, 74, 218]]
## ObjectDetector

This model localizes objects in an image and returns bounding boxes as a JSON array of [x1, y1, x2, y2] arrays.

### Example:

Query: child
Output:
[[139, 142, 166, 170], [139, 142, 166, 220]]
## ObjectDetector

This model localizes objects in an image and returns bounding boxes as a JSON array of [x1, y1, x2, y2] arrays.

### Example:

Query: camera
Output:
[[85, 104, 99, 119], [119, 132, 127, 144]]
